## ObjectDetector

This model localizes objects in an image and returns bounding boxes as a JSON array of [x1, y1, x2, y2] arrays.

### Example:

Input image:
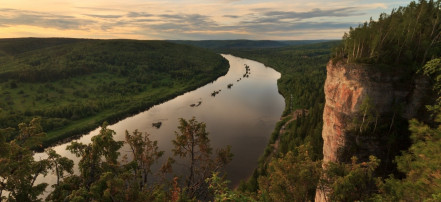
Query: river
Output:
[[33, 54, 285, 194]]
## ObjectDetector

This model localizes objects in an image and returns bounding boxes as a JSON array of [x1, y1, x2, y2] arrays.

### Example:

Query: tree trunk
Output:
[[360, 107, 368, 133], [187, 136, 195, 190], [373, 115, 378, 133], [388, 112, 396, 134], [422, 31, 441, 65], [55, 163, 60, 185], [356, 41, 361, 60], [352, 40, 356, 60]]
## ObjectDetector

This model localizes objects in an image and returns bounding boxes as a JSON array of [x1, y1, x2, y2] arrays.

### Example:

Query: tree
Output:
[[45, 149, 74, 186], [44, 148, 75, 202], [335, 0, 441, 67], [258, 144, 322, 202], [0, 119, 49, 201], [374, 115, 441, 201], [17, 117, 45, 148], [64, 122, 124, 200], [206, 172, 254, 202], [373, 57, 441, 201], [172, 117, 233, 199], [124, 129, 164, 190], [320, 156, 380, 202]]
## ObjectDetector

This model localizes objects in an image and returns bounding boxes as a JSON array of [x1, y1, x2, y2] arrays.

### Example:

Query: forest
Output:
[[194, 0, 441, 201], [171, 40, 331, 51], [333, 0, 441, 68], [225, 40, 336, 198], [0, 39, 229, 148], [3, 0, 441, 201], [228, 0, 441, 201], [0, 38, 338, 201]]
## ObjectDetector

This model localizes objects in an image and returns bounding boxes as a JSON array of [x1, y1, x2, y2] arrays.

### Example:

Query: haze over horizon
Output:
[[1, 0, 411, 40]]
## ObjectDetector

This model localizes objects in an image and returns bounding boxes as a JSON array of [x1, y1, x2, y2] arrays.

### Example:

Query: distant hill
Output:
[[0, 38, 229, 147], [170, 40, 335, 51], [0, 38, 84, 57]]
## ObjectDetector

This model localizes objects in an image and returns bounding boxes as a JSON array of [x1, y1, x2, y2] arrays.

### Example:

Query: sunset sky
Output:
[[0, 0, 412, 40]]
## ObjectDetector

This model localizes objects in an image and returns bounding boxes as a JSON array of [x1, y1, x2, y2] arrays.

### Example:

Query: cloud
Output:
[[0, 9, 94, 30], [127, 12, 152, 18], [239, 7, 364, 25], [85, 14, 122, 19], [223, 15, 240, 18], [221, 0, 242, 3], [152, 14, 218, 31], [262, 7, 363, 20], [0, 1, 380, 39]]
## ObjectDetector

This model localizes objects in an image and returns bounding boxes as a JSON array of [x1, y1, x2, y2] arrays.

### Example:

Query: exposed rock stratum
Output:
[[315, 60, 429, 201]]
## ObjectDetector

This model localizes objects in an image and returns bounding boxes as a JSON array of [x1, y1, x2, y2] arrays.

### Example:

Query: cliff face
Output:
[[315, 60, 429, 202]]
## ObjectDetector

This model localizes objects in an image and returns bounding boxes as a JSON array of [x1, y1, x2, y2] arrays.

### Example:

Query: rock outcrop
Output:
[[315, 60, 430, 202]]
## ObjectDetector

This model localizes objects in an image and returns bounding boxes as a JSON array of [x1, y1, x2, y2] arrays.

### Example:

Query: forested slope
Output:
[[171, 39, 331, 51], [0, 38, 229, 148], [224, 41, 339, 195]]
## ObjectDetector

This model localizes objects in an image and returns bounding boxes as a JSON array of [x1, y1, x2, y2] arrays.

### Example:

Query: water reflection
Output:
[[34, 54, 284, 191]]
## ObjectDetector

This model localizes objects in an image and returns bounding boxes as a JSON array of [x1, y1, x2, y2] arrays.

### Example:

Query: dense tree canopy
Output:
[[0, 39, 229, 148], [334, 0, 441, 67]]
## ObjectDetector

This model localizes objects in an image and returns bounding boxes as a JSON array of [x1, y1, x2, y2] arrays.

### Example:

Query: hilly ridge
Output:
[[171, 39, 332, 51]]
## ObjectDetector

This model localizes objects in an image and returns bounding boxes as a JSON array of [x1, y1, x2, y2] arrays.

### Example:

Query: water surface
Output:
[[34, 54, 284, 190]]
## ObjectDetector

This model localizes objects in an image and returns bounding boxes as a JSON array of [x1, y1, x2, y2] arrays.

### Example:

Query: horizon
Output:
[[1, 0, 412, 40], [0, 37, 339, 41]]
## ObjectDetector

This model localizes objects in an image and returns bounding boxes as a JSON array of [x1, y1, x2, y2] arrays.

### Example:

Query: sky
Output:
[[0, 0, 412, 40]]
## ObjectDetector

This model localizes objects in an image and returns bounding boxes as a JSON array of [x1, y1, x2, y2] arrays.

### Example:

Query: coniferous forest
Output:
[[334, 0, 441, 67]]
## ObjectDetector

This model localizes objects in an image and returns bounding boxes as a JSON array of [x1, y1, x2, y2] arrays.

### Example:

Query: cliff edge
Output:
[[315, 60, 429, 201]]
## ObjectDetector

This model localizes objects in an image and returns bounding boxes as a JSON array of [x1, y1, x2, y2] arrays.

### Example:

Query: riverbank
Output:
[[41, 74, 229, 149], [0, 38, 229, 150], [227, 42, 335, 191], [33, 54, 285, 195]]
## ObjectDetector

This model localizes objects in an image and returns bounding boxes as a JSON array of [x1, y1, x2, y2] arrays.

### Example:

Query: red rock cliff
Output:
[[315, 60, 429, 202]]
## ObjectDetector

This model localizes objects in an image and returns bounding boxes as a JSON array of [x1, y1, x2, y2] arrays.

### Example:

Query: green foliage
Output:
[[172, 117, 233, 200], [374, 116, 441, 201], [422, 57, 441, 96], [334, 0, 441, 67], [0, 142, 49, 202], [125, 130, 164, 190], [258, 144, 322, 202], [41, 117, 234, 201], [356, 96, 379, 134], [16, 117, 45, 148], [373, 59, 441, 200], [321, 156, 380, 201], [0, 38, 229, 148], [66, 123, 123, 192], [206, 172, 255, 202], [45, 149, 74, 185], [0, 119, 54, 202], [278, 104, 324, 160]]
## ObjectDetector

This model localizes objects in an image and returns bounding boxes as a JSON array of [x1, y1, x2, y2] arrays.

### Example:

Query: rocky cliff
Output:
[[315, 60, 430, 202]]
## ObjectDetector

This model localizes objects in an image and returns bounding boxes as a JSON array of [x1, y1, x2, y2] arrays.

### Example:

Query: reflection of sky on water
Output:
[[34, 54, 284, 192]]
